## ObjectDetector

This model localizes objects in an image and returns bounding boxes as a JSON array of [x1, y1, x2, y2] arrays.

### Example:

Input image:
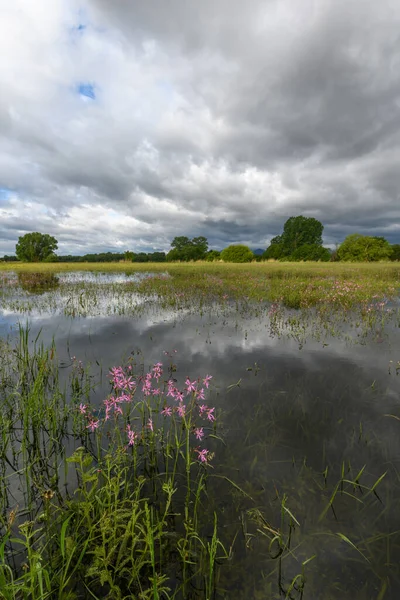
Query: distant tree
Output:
[[390, 244, 400, 261], [124, 251, 135, 261], [16, 232, 58, 262], [55, 252, 125, 262], [170, 236, 191, 253], [262, 216, 324, 260], [133, 253, 149, 263], [262, 243, 285, 260], [148, 252, 166, 262], [166, 248, 182, 262], [337, 234, 393, 262], [280, 216, 323, 255], [205, 250, 221, 262], [0, 255, 19, 262], [168, 236, 209, 261], [220, 245, 254, 263], [287, 244, 331, 262]]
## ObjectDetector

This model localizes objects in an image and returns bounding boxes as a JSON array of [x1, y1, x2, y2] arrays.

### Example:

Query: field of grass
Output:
[[1, 260, 400, 309]]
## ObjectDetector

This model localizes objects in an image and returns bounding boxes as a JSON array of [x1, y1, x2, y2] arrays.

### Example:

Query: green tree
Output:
[[262, 243, 285, 260], [263, 216, 324, 260], [166, 248, 182, 262], [205, 250, 221, 262], [289, 244, 331, 262], [390, 244, 400, 261], [170, 236, 191, 253], [337, 234, 393, 262], [132, 252, 149, 263], [220, 245, 254, 263], [168, 236, 209, 261], [16, 232, 58, 262], [124, 251, 135, 261], [280, 216, 323, 255], [148, 252, 166, 262]]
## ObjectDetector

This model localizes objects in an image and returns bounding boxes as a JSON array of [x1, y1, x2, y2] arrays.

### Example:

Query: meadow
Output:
[[0, 261, 400, 599]]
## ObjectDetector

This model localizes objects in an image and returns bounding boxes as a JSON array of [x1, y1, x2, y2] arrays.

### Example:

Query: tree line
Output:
[[4, 219, 400, 263]]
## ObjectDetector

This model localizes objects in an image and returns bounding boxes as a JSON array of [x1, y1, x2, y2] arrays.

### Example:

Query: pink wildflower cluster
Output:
[[160, 373, 215, 464], [79, 359, 216, 464], [78, 403, 100, 432]]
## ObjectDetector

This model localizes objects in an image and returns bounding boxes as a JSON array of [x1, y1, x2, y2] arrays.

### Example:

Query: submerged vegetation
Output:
[[0, 262, 399, 344], [0, 262, 400, 597]]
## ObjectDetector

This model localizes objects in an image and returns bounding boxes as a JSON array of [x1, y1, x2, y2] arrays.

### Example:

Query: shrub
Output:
[[220, 245, 254, 263]]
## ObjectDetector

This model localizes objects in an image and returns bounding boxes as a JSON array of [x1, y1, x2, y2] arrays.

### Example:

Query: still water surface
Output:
[[1, 271, 400, 598]]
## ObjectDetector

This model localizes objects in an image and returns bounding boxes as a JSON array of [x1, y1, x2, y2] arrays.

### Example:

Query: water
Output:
[[1, 271, 400, 598]]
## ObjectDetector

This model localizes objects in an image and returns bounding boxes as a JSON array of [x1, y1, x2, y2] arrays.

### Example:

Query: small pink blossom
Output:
[[86, 418, 100, 432], [147, 418, 154, 432], [161, 406, 172, 417], [199, 404, 208, 417], [203, 375, 212, 388], [206, 408, 215, 422], [194, 427, 204, 440], [174, 390, 184, 402], [119, 393, 133, 403], [152, 362, 163, 381], [167, 383, 177, 398], [126, 424, 137, 446], [195, 387, 205, 401], [79, 403, 87, 414], [195, 448, 210, 464], [185, 378, 197, 393], [176, 403, 186, 418]]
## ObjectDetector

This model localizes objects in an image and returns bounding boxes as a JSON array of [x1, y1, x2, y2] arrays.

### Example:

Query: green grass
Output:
[[1, 260, 399, 308], [0, 327, 232, 599]]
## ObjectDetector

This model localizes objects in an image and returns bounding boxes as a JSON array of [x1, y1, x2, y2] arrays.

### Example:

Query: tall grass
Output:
[[0, 327, 230, 598]]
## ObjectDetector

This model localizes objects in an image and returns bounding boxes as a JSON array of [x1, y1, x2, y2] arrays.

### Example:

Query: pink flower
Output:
[[194, 427, 204, 440], [142, 376, 153, 396], [147, 418, 154, 432], [152, 362, 163, 381], [185, 378, 197, 393], [79, 403, 87, 414], [203, 375, 212, 388], [174, 390, 184, 402], [86, 418, 100, 432], [195, 387, 205, 401], [176, 403, 186, 418], [195, 448, 210, 463], [167, 384, 177, 398], [206, 408, 215, 422], [161, 406, 172, 417], [126, 424, 137, 446], [199, 404, 208, 417], [119, 393, 133, 403]]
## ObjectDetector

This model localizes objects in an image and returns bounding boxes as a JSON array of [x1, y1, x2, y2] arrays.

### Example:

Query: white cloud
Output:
[[1, 0, 400, 254]]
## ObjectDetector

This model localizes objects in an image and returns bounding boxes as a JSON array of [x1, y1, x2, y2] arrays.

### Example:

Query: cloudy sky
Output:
[[1, 0, 400, 255]]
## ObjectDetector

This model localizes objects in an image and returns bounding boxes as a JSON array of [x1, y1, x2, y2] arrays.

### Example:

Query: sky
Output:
[[1, 0, 400, 255]]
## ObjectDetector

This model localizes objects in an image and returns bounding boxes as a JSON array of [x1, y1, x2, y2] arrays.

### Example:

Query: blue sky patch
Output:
[[77, 83, 96, 100], [0, 187, 12, 201]]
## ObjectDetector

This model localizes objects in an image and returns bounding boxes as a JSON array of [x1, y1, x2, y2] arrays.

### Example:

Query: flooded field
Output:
[[1, 267, 400, 599]]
